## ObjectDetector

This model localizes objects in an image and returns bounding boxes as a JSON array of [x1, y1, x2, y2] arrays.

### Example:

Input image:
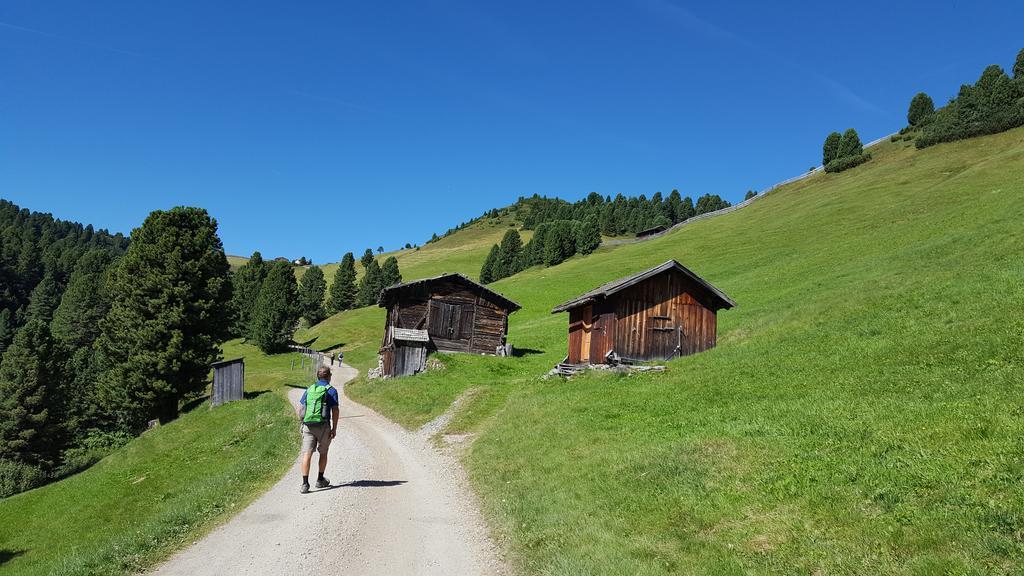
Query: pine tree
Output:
[[822, 131, 842, 166], [838, 128, 863, 159], [356, 259, 383, 307], [497, 229, 523, 279], [1014, 47, 1024, 79], [297, 265, 327, 326], [327, 252, 357, 313], [249, 261, 300, 354], [24, 273, 60, 325], [665, 189, 682, 223], [380, 256, 402, 289], [51, 250, 114, 349], [96, 207, 232, 430], [230, 251, 267, 337], [679, 196, 696, 221], [907, 92, 935, 126], [0, 309, 12, 357], [745, 190, 757, 200], [480, 245, 499, 284], [575, 216, 602, 255], [0, 319, 62, 469], [360, 249, 374, 269]]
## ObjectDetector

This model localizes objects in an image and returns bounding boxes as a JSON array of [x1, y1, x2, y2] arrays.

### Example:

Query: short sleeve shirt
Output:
[[299, 381, 340, 408]]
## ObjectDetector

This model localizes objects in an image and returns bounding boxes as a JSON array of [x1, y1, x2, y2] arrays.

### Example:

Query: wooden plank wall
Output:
[[381, 279, 511, 357], [611, 269, 718, 361]]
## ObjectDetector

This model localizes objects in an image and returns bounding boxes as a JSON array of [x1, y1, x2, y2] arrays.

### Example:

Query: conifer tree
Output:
[[838, 128, 863, 159], [744, 190, 757, 200], [0, 309, 12, 357], [907, 92, 935, 126], [96, 207, 232, 429], [575, 216, 602, 255], [360, 248, 375, 269], [51, 250, 114, 349], [328, 252, 357, 313], [380, 256, 402, 289], [665, 189, 682, 223], [497, 229, 523, 279], [356, 259, 383, 307], [297, 265, 327, 326], [249, 261, 300, 354], [480, 245, 499, 284], [0, 319, 62, 469], [24, 273, 60, 325], [679, 196, 695, 221], [1014, 47, 1024, 80], [230, 251, 267, 337], [822, 131, 842, 166]]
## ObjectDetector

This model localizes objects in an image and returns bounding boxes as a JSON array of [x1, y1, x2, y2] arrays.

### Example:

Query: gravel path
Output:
[[151, 361, 508, 576]]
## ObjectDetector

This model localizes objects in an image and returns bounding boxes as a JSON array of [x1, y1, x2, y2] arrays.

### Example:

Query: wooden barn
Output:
[[377, 273, 521, 377], [551, 260, 735, 365]]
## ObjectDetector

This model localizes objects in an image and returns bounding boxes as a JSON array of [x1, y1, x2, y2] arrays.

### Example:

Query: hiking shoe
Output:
[[315, 477, 330, 489], [300, 482, 310, 494]]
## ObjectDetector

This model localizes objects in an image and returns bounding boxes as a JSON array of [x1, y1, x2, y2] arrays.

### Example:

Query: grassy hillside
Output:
[[0, 341, 309, 576], [305, 127, 1024, 573]]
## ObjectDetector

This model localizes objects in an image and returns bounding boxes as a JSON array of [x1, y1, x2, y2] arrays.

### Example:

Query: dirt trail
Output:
[[151, 361, 507, 576]]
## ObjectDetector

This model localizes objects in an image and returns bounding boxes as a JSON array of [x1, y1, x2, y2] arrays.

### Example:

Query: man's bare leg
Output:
[[301, 450, 314, 476]]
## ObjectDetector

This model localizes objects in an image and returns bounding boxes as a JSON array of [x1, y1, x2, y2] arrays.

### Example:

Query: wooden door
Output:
[[648, 315, 676, 359], [581, 305, 593, 363]]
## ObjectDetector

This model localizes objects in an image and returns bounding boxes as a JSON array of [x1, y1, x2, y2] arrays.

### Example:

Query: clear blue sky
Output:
[[2, 2, 1021, 263]]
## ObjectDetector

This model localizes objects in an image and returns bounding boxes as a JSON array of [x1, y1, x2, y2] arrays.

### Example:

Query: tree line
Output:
[[0, 202, 230, 497], [905, 48, 1024, 149], [230, 247, 402, 354]]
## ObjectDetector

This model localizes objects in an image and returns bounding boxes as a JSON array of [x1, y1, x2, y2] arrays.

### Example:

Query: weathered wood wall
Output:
[[382, 279, 511, 357], [212, 358, 244, 406], [565, 269, 719, 363]]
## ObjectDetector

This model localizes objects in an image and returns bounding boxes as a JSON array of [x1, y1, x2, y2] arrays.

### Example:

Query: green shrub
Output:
[[891, 134, 901, 142], [907, 92, 936, 126], [902, 134, 914, 142], [54, 430, 132, 478], [822, 131, 842, 166], [917, 60, 1024, 149], [824, 152, 872, 173], [0, 459, 46, 498]]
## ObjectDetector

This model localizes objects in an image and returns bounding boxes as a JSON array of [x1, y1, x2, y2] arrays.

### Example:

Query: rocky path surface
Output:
[[151, 360, 507, 576]]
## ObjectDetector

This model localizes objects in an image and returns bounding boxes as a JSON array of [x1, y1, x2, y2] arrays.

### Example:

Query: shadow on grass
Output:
[[0, 550, 26, 565], [295, 337, 318, 347], [512, 347, 545, 357], [243, 390, 269, 400], [181, 395, 210, 414], [317, 342, 346, 353]]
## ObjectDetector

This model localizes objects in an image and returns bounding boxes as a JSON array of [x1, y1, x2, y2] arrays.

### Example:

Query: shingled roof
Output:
[[379, 272, 522, 312], [551, 260, 736, 313]]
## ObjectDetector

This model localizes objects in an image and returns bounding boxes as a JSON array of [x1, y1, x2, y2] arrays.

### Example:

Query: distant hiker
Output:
[[330, 352, 336, 365], [337, 350, 344, 364], [298, 366, 340, 494]]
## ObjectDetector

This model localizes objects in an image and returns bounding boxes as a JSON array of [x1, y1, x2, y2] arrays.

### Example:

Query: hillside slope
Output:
[[312, 128, 1024, 574]]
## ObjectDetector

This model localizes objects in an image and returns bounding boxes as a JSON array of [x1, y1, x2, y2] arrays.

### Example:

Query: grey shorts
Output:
[[301, 423, 332, 454]]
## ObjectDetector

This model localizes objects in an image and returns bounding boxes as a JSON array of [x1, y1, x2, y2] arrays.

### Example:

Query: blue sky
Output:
[[2, 2, 1021, 263]]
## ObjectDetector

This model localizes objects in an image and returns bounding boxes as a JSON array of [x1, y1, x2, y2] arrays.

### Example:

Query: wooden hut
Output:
[[551, 260, 735, 365], [378, 273, 521, 377], [635, 224, 668, 238]]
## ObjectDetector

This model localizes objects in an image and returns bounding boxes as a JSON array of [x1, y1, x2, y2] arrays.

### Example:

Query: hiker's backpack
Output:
[[303, 383, 333, 425]]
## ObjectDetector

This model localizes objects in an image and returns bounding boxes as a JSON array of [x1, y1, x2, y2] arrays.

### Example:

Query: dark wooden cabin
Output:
[[551, 260, 735, 365], [378, 273, 521, 377], [635, 224, 668, 238]]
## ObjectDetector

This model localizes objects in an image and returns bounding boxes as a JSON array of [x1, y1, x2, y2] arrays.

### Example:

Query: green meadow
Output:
[[299, 128, 1024, 574]]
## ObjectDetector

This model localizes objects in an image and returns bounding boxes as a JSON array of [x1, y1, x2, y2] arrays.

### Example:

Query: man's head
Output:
[[317, 366, 332, 382]]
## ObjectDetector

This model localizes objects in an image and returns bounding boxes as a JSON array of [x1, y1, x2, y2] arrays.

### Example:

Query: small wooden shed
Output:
[[378, 273, 521, 377], [636, 224, 668, 238], [551, 260, 735, 365], [211, 358, 244, 406]]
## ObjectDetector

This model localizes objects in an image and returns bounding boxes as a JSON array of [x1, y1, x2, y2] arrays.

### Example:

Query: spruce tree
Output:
[[907, 92, 935, 126], [327, 252, 357, 313], [0, 309, 12, 357], [356, 259, 383, 307], [679, 196, 695, 221], [249, 261, 300, 354], [1014, 47, 1024, 79], [24, 273, 60, 325], [822, 131, 842, 166], [96, 207, 233, 430], [380, 256, 402, 289], [230, 251, 267, 337], [575, 216, 602, 255], [665, 189, 682, 223], [0, 319, 62, 469], [51, 249, 114, 349], [360, 248, 374, 269], [744, 190, 757, 200], [838, 128, 863, 159], [297, 265, 327, 326], [497, 229, 523, 279], [480, 245, 499, 283]]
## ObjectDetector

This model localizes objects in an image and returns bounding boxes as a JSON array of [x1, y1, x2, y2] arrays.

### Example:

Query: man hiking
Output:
[[298, 366, 340, 494]]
